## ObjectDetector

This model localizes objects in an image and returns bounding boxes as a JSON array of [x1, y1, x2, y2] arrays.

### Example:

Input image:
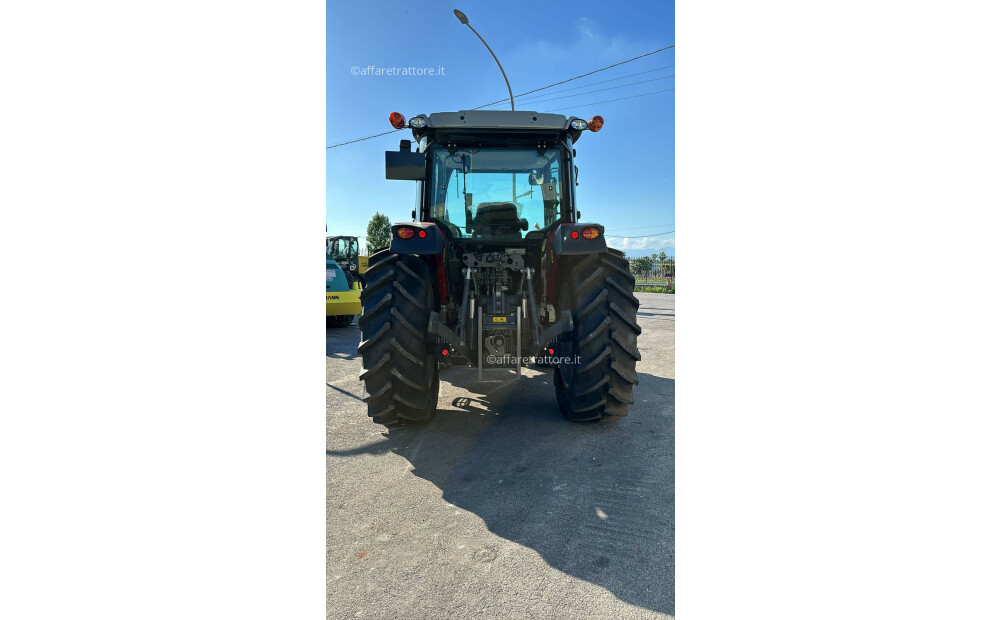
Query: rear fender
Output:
[[389, 223, 448, 304], [545, 223, 608, 302], [550, 223, 607, 256], [388, 222, 446, 255]]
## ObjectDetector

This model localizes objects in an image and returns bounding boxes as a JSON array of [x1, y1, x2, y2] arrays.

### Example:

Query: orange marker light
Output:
[[582, 227, 600, 240], [418, 229, 427, 238], [389, 112, 406, 129], [588, 115, 604, 132], [397, 227, 414, 239]]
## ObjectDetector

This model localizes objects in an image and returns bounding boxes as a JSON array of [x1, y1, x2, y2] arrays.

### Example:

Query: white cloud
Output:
[[576, 18, 598, 42], [507, 18, 657, 68]]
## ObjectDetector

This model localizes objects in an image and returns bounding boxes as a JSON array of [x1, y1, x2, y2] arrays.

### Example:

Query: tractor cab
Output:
[[385, 110, 603, 245], [326, 235, 363, 285]]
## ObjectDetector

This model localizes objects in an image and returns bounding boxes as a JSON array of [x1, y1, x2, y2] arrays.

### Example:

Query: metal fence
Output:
[[627, 257, 675, 290]]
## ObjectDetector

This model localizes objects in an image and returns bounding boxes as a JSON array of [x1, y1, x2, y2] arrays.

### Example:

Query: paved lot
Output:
[[327, 292, 674, 619]]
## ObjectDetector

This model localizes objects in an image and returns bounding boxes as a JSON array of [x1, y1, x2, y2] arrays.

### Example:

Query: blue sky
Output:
[[327, 0, 674, 257]]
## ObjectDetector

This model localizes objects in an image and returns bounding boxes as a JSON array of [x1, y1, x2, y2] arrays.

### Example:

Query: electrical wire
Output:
[[604, 230, 675, 239], [543, 88, 674, 113], [511, 65, 673, 101], [481, 66, 675, 108], [604, 224, 675, 232], [471, 44, 674, 110], [481, 75, 674, 109], [327, 128, 403, 149]]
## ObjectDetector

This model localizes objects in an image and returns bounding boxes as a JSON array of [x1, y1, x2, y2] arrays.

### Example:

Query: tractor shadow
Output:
[[326, 322, 359, 361], [353, 368, 675, 616], [636, 311, 675, 319]]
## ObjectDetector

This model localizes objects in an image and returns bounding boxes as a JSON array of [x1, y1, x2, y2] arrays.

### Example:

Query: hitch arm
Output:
[[536, 310, 573, 351], [428, 311, 474, 362], [522, 267, 545, 348], [454, 267, 472, 345]]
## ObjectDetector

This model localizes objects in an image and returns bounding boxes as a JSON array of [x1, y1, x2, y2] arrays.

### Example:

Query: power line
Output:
[[471, 44, 674, 110], [482, 75, 674, 109], [543, 88, 674, 113], [604, 230, 674, 239], [327, 129, 403, 149], [482, 65, 674, 108], [605, 223, 675, 232], [512, 65, 674, 101], [329, 86, 675, 149]]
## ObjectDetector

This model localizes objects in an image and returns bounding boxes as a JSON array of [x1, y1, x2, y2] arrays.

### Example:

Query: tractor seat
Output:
[[471, 202, 527, 239]]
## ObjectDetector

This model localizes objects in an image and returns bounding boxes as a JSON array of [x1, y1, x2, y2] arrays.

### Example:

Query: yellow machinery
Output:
[[326, 237, 362, 327]]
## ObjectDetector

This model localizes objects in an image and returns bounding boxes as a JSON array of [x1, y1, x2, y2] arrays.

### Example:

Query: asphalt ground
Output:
[[327, 292, 675, 619]]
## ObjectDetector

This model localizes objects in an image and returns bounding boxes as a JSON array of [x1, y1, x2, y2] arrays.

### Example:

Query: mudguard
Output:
[[550, 223, 608, 256], [388, 223, 446, 254]]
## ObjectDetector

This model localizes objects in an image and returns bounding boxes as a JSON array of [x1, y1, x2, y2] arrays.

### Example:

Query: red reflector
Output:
[[418, 229, 427, 238], [397, 227, 414, 239], [588, 115, 604, 132], [582, 227, 600, 240], [389, 112, 406, 129], [441, 349, 449, 356], [547, 348, 555, 355], [570, 230, 579, 239]]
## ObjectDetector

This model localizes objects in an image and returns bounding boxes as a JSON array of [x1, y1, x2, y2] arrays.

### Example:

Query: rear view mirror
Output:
[[385, 151, 425, 181]]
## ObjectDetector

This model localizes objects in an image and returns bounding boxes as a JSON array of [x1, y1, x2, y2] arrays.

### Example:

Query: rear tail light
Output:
[[418, 229, 427, 238], [581, 227, 600, 239], [588, 115, 604, 132], [547, 347, 555, 355], [570, 230, 579, 239], [396, 227, 414, 239], [389, 112, 406, 129], [441, 349, 449, 356]]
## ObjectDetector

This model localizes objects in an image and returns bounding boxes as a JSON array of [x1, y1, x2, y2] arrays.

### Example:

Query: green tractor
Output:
[[357, 110, 640, 425]]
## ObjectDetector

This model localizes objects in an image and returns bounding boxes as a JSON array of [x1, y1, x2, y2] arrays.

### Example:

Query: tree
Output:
[[647, 253, 659, 278], [366, 212, 391, 254], [632, 256, 653, 281], [655, 252, 667, 280]]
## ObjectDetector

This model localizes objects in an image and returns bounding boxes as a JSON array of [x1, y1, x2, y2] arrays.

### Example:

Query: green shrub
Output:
[[636, 285, 674, 294]]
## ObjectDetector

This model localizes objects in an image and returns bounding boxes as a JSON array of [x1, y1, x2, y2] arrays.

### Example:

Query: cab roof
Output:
[[410, 110, 588, 142]]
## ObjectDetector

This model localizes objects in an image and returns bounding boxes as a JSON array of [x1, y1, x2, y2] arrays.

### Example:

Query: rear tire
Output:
[[357, 252, 439, 425], [554, 251, 641, 421]]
